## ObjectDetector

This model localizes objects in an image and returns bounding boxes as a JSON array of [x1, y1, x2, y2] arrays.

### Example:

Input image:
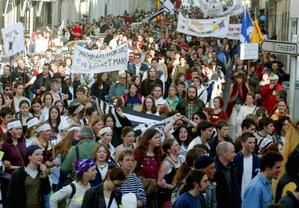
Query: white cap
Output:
[[36, 123, 51, 133], [27, 117, 40, 129], [99, 127, 112, 135], [7, 120, 22, 130]]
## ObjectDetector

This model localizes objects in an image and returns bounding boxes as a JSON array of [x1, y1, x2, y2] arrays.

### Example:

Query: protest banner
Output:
[[226, 24, 241, 40], [176, 13, 230, 38], [71, 43, 128, 74], [240, 43, 259, 60], [1, 22, 25, 57], [199, 0, 243, 17]]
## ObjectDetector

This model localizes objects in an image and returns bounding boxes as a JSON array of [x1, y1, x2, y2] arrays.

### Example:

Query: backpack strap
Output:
[[75, 145, 80, 161], [66, 183, 76, 208]]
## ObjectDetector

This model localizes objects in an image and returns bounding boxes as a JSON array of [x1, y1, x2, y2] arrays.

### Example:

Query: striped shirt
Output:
[[120, 173, 147, 206]]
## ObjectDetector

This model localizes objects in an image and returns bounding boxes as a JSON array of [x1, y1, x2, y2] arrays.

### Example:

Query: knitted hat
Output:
[[269, 73, 279, 81], [27, 145, 42, 156], [75, 159, 96, 176], [259, 138, 273, 151], [194, 155, 214, 169]]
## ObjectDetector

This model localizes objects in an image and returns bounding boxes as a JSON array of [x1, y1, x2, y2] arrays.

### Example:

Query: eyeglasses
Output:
[[5, 88, 12, 91]]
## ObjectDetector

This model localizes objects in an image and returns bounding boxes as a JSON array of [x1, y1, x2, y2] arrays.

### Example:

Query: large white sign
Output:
[[199, 0, 243, 17], [1, 22, 25, 57], [240, 43, 259, 60], [177, 13, 230, 38], [261, 40, 298, 56], [71, 43, 128, 74]]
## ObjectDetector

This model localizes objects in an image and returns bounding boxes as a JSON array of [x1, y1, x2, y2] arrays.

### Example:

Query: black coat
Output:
[[81, 183, 122, 208], [6, 167, 51, 208], [279, 191, 299, 208], [214, 157, 239, 208]]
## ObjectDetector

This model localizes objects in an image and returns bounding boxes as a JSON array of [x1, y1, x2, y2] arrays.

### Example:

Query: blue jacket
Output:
[[234, 152, 260, 207]]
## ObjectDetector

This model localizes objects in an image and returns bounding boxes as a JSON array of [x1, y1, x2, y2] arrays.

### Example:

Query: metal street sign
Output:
[[261, 40, 299, 56]]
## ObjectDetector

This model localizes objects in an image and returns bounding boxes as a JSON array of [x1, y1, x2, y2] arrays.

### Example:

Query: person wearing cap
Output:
[[31, 122, 56, 168], [81, 167, 126, 208], [194, 155, 217, 208], [234, 133, 260, 207], [50, 159, 97, 208], [6, 145, 51, 208], [260, 73, 284, 115], [98, 127, 116, 159], [2, 119, 26, 174], [25, 117, 40, 147], [61, 126, 98, 181]]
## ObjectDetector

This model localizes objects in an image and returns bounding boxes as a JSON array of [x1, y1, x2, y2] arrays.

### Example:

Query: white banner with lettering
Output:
[[199, 0, 243, 17], [1, 22, 25, 57], [240, 43, 259, 60], [71, 43, 128, 74], [177, 13, 230, 38]]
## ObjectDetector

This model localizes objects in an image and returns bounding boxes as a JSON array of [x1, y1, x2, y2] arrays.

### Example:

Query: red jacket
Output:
[[260, 84, 284, 115]]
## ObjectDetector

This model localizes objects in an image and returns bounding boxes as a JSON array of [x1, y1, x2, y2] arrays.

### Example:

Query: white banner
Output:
[[240, 43, 259, 60], [1, 22, 25, 57], [226, 24, 241, 40], [199, 0, 243, 17], [176, 13, 230, 38], [71, 43, 128, 74]]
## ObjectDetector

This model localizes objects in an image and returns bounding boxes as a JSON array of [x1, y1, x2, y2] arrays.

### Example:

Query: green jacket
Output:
[[61, 139, 98, 180]]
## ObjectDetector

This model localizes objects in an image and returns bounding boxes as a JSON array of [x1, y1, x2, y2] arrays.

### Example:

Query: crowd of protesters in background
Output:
[[0, 6, 299, 208]]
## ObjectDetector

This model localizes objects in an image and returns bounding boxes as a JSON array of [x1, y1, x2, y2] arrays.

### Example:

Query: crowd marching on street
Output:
[[0, 1, 299, 208]]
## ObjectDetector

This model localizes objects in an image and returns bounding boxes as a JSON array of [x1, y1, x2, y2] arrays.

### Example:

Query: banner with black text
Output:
[[71, 43, 128, 74]]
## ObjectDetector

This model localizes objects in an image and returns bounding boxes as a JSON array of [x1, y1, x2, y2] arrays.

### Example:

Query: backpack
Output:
[[58, 183, 76, 208], [170, 173, 188, 204]]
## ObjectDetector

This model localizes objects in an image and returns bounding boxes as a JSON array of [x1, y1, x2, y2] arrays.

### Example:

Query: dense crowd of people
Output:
[[0, 7, 299, 208]]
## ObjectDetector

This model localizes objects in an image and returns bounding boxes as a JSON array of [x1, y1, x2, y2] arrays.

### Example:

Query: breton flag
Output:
[[240, 8, 253, 44], [96, 97, 173, 131], [250, 18, 263, 44]]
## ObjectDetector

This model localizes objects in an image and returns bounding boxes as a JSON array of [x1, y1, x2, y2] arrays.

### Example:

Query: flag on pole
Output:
[[250, 18, 263, 44], [240, 8, 253, 43]]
